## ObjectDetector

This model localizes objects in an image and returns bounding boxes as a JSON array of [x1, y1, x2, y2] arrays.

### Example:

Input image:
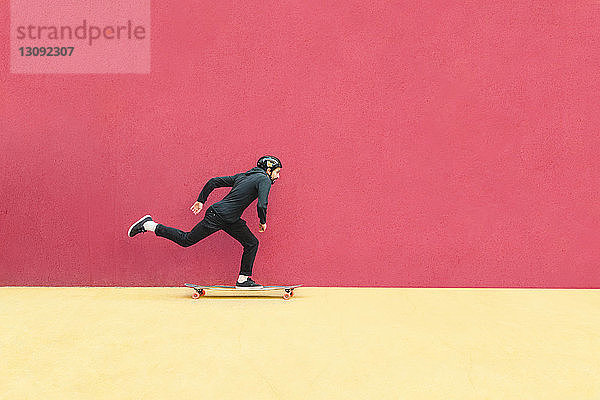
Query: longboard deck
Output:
[[185, 283, 302, 300], [185, 283, 302, 291]]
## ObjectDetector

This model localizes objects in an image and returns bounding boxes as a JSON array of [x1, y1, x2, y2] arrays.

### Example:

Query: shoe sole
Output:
[[128, 215, 152, 237], [235, 286, 264, 290]]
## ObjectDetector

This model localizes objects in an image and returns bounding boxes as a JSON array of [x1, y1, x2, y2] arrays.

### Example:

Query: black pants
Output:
[[154, 206, 259, 276]]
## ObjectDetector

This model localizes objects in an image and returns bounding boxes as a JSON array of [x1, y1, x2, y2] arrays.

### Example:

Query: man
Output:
[[127, 155, 282, 289]]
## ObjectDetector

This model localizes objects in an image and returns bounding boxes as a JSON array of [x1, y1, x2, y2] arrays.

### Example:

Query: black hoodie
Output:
[[197, 167, 272, 224]]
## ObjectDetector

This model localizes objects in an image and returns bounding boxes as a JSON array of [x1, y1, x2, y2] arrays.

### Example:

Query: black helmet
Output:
[[257, 155, 282, 172]]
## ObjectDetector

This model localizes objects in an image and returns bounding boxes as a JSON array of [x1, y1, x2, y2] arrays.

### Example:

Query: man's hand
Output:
[[259, 223, 267, 232], [190, 202, 203, 215]]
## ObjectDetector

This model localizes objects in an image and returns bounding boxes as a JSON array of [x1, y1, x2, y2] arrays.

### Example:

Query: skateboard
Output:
[[185, 283, 302, 300]]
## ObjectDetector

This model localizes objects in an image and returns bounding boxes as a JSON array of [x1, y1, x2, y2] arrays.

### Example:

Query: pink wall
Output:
[[1, 2, 599, 287]]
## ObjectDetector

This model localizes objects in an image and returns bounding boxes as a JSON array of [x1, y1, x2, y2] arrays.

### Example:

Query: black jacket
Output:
[[197, 167, 272, 224]]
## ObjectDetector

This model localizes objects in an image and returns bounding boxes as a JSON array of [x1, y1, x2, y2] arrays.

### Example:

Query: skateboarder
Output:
[[127, 155, 282, 289]]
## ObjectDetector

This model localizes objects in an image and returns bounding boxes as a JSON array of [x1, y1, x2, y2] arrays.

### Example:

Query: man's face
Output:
[[269, 167, 281, 182]]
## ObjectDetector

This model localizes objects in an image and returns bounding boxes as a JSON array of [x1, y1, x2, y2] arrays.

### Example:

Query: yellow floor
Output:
[[1, 287, 599, 399]]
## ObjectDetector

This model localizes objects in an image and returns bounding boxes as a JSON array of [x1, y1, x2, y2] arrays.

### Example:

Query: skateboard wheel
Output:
[[283, 292, 291, 300], [192, 291, 200, 299], [290, 290, 294, 297]]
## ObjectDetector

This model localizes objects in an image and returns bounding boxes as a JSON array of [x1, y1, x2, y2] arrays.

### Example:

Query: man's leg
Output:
[[222, 219, 259, 277], [154, 208, 223, 247]]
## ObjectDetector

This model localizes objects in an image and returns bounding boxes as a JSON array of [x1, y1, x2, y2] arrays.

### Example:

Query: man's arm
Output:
[[256, 177, 271, 225], [197, 175, 237, 203]]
